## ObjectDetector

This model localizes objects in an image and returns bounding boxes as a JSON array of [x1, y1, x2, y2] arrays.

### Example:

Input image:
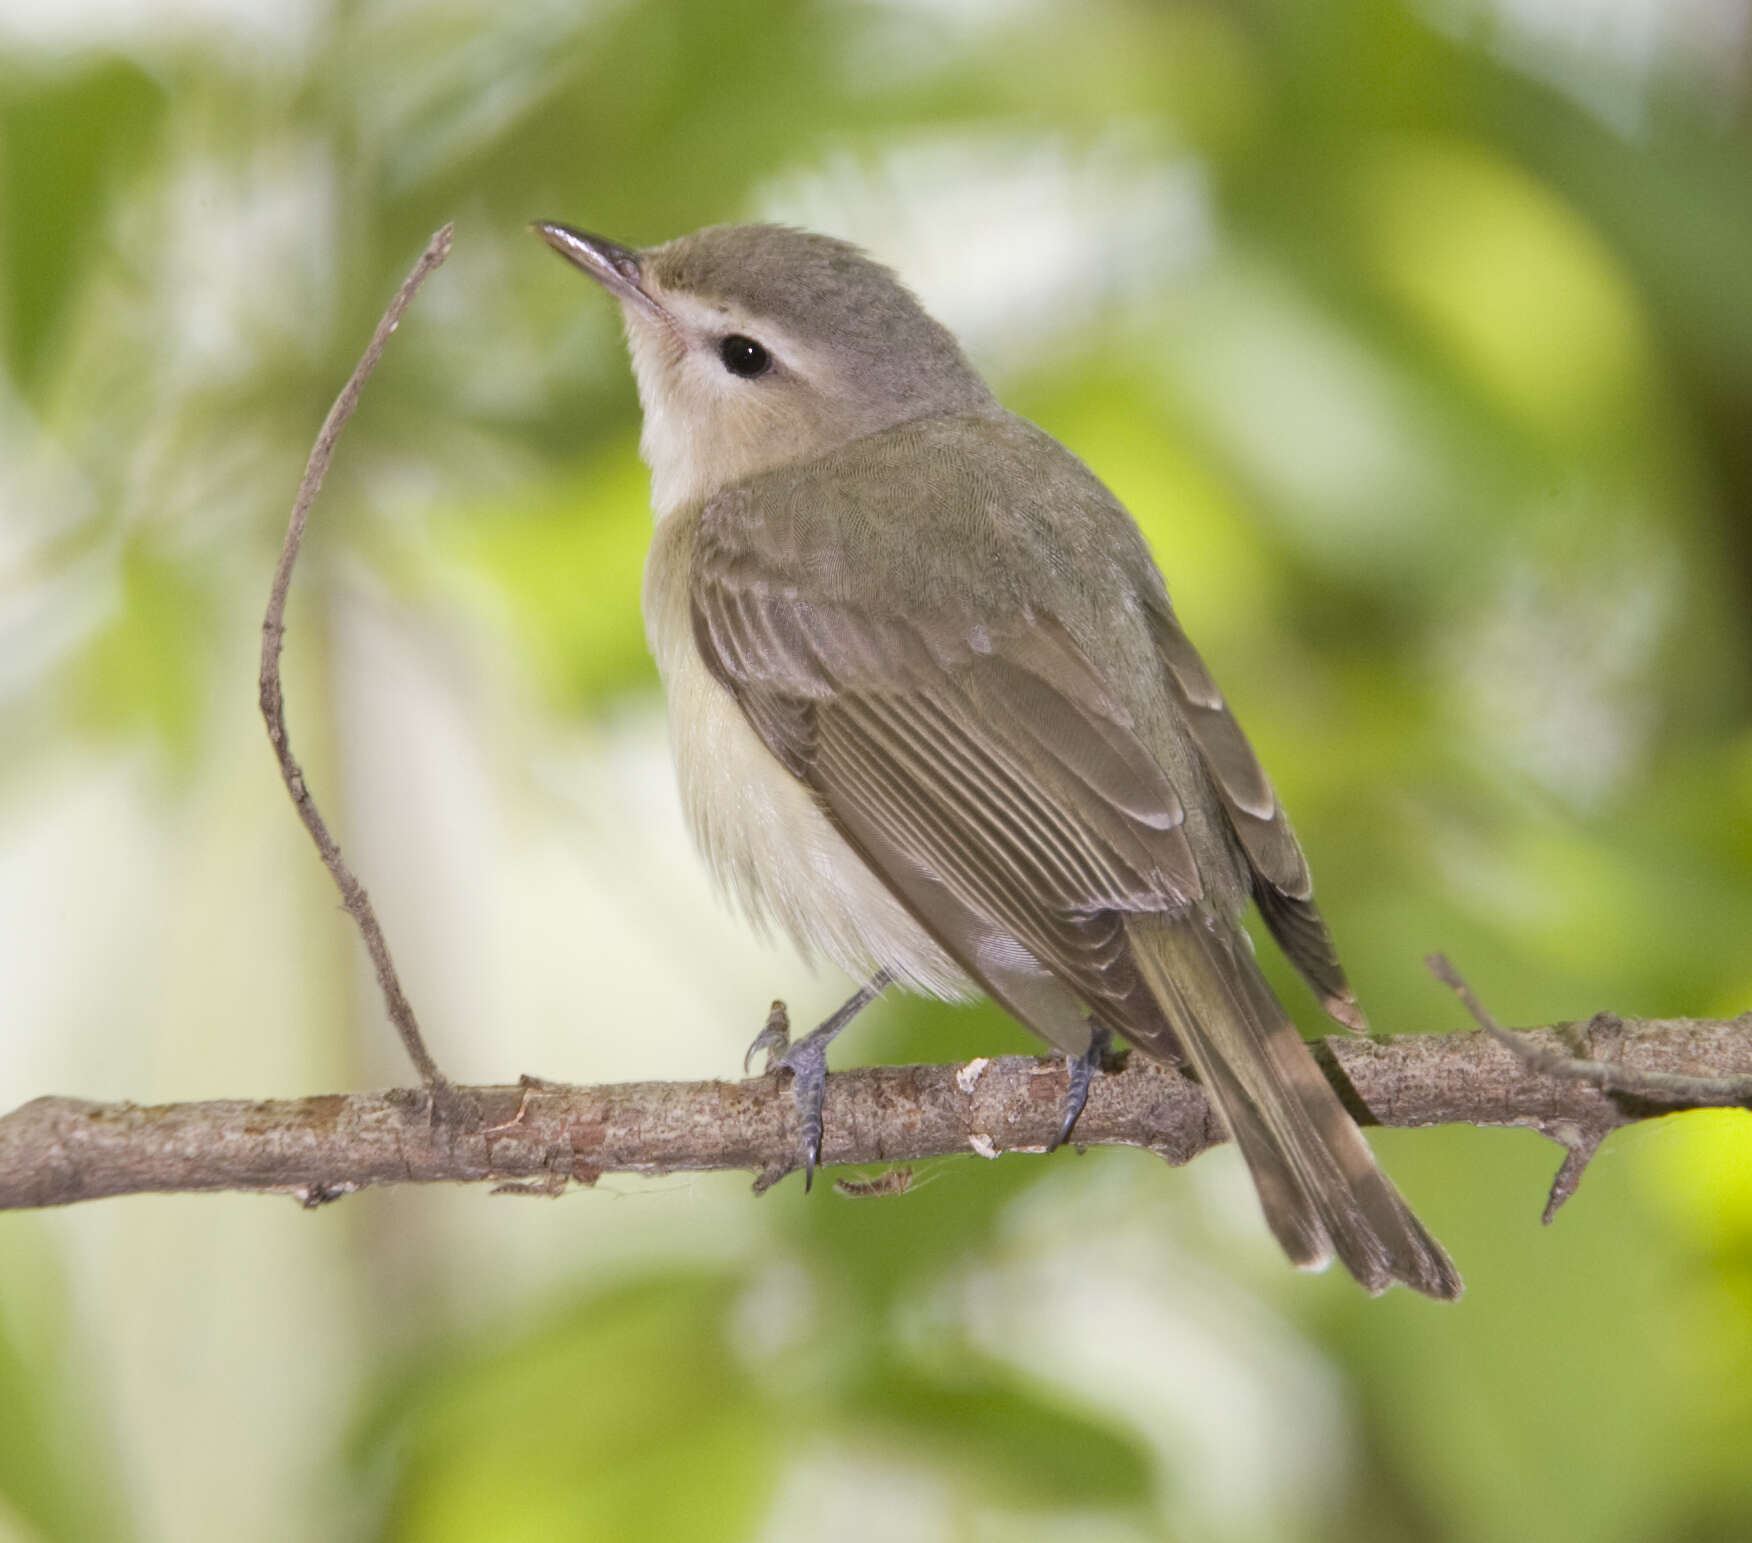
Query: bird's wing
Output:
[[689, 502, 1204, 1056], [1144, 601, 1363, 1028]]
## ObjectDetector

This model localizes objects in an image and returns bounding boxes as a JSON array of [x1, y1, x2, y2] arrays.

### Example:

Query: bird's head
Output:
[[534, 220, 993, 515]]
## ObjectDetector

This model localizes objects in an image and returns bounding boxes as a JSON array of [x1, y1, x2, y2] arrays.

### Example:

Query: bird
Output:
[[534, 217, 1461, 1300]]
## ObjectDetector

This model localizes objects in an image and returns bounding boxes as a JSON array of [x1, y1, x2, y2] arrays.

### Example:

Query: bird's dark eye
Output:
[[718, 334, 771, 378]]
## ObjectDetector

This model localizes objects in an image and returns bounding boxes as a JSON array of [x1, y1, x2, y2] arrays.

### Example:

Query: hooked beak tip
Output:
[[531, 220, 658, 315]]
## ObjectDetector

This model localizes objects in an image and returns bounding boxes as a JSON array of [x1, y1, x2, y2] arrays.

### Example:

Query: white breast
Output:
[[642, 515, 973, 1000]]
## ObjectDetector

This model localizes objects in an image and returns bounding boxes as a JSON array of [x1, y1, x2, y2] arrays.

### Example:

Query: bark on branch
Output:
[[3, 1013, 1748, 1215]]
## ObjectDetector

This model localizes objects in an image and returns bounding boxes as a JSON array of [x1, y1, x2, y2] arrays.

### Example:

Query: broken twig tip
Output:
[[1541, 1124, 1605, 1224]]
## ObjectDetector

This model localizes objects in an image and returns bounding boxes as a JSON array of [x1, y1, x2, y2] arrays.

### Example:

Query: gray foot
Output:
[[747, 970, 893, 1190], [1048, 1021, 1113, 1152]]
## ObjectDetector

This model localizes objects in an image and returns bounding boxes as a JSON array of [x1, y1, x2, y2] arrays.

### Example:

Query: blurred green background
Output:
[[2, 0, 1751, 1538]]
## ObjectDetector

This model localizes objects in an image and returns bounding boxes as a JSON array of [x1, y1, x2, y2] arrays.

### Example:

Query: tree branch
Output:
[[3, 1014, 1747, 1214], [1428, 952, 1752, 1104]]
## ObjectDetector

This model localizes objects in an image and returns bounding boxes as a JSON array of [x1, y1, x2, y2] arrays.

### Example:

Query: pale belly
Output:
[[656, 610, 974, 1000]]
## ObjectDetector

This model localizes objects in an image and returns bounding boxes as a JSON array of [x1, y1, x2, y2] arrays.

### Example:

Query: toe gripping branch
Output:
[[747, 972, 893, 1190]]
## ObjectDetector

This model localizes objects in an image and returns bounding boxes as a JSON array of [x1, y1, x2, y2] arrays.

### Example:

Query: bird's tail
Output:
[[1125, 913, 1462, 1300]]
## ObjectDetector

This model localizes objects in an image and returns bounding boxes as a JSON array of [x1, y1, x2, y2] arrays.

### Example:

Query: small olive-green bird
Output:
[[536, 218, 1461, 1300]]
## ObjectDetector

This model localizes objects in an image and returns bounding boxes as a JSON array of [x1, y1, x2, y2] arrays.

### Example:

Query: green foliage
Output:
[[356, 1268, 1155, 1541], [436, 454, 659, 710], [0, 57, 166, 387], [69, 537, 214, 763], [0, 1226, 127, 1543], [360, 1277, 779, 1543]]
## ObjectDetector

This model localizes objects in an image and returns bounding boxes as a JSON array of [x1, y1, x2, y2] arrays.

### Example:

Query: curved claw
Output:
[[1047, 1023, 1111, 1153], [745, 1001, 791, 1075]]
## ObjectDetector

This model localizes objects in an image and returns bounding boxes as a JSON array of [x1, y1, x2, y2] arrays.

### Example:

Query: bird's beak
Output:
[[531, 221, 667, 320]]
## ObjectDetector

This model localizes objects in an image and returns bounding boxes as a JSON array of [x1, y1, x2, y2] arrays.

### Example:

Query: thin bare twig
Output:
[[1425, 954, 1752, 1219], [258, 225, 456, 1102], [1427, 954, 1752, 1105]]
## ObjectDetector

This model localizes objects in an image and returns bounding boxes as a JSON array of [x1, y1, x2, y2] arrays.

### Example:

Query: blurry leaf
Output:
[[438, 450, 656, 710], [0, 1230, 128, 1543], [1642, 1109, 1752, 1255], [851, 1370, 1152, 1510], [1335, 1121, 1710, 1543], [0, 57, 166, 389], [873, 992, 1036, 1069], [0, 1329, 70, 1543], [755, 1073, 1046, 1359], [68, 538, 213, 763], [1348, 138, 1656, 456], [359, 1275, 778, 1543]]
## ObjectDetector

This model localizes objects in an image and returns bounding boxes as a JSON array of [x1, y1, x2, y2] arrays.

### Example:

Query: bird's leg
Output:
[[746, 968, 895, 1190], [1049, 1019, 1114, 1152]]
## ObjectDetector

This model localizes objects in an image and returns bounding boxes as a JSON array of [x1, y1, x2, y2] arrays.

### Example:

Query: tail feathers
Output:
[[1127, 914, 1462, 1301]]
